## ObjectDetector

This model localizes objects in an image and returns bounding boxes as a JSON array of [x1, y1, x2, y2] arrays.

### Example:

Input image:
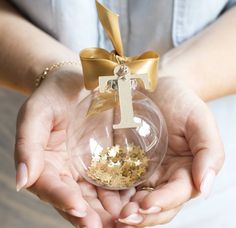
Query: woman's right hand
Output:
[[14, 66, 133, 228]]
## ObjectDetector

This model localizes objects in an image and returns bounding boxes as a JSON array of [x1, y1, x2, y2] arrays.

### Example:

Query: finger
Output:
[[30, 165, 88, 217], [131, 183, 166, 204], [139, 167, 196, 214], [56, 206, 104, 228], [97, 188, 122, 219], [118, 202, 143, 226], [118, 187, 166, 225], [15, 99, 52, 190], [138, 205, 182, 227], [116, 223, 135, 228], [120, 187, 136, 206], [130, 189, 149, 203], [56, 178, 110, 228], [187, 104, 225, 197], [79, 181, 114, 228], [118, 203, 182, 227]]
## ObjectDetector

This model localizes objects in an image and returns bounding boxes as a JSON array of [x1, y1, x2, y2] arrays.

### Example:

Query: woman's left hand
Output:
[[117, 77, 225, 227]]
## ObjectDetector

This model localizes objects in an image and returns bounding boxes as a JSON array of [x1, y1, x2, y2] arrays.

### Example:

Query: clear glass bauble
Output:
[[67, 89, 168, 190]]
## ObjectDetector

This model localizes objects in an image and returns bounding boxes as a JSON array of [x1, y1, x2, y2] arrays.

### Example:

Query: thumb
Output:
[[187, 104, 225, 198], [15, 99, 52, 191]]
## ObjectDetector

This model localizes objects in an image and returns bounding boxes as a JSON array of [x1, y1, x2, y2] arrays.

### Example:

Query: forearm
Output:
[[159, 6, 236, 101], [0, 0, 79, 94]]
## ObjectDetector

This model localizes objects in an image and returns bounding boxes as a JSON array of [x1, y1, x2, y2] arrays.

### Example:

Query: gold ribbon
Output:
[[80, 0, 159, 92]]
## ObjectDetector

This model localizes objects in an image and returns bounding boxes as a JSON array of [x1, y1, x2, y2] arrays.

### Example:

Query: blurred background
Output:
[[1, 87, 236, 228]]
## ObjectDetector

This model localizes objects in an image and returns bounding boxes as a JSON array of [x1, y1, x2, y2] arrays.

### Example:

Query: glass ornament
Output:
[[67, 82, 168, 190]]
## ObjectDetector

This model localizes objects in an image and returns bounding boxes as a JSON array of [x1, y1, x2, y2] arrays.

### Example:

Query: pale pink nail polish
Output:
[[66, 209, 87, 218], [139, 206, 161, 214], [118, 214, 143, 225], [16, 162, 28, 192], [200, 169, 216, 198]]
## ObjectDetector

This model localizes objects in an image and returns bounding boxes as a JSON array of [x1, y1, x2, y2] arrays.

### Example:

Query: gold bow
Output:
[[80, 0, 159, 92]]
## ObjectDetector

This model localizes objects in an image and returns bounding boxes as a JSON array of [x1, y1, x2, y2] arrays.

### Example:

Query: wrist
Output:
[[158, 46, 207, 98], [25, 50, 79, 94], [35, 64, 90, 105], [35, 60, 82, 88]]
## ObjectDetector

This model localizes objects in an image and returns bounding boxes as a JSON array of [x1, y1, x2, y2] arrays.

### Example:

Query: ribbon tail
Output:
[[96, 0, 124, 56]]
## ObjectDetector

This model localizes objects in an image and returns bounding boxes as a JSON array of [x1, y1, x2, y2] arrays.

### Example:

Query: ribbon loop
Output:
[[80, 0, 159, 92]]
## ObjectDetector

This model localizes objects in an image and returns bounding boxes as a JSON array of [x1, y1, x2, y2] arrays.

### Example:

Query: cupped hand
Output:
[[117, 77, 225, 227], [14, 66, 135, 228]]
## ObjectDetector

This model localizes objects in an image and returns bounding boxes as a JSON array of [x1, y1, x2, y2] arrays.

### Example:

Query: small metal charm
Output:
[[99, 64, 150, 129]]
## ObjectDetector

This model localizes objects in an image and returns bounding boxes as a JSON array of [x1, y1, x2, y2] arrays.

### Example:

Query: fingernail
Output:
[[16, 162, 28, 192], [66, 209, 87, 218], [200, 169, 216, 198], [118, 214, 143, 225], [139, 206, 161, 214]]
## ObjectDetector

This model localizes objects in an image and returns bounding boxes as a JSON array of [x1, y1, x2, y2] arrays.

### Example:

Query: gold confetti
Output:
[[87, 143, 148, 189]]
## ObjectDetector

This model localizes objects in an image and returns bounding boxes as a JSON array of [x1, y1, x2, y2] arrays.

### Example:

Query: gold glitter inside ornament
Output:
[[87, 143, 148, 188]]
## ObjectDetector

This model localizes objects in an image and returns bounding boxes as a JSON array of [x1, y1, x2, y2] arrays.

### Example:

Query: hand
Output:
[[117, 77, 225, 227], [14, 66, 134, 228]]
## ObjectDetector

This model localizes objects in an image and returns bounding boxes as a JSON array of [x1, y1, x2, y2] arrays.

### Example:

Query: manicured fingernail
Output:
[[118, 214, 143, 225], [139, 206, 161, 214], [66, 209, 87, 218], [16, 162, 28, 192], [200, 169, 216, 198]]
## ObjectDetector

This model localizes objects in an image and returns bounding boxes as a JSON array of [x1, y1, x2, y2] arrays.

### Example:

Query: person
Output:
[[0, 0, 236, 227]]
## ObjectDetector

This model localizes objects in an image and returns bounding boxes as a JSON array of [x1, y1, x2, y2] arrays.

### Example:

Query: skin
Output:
[[117, 78, 224, 227], [1, 0, 236, 227]]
